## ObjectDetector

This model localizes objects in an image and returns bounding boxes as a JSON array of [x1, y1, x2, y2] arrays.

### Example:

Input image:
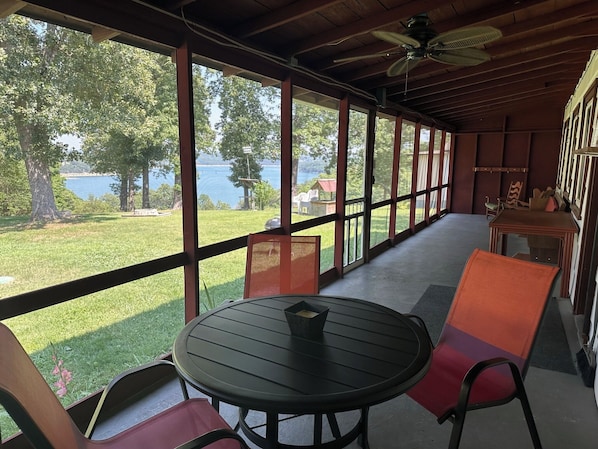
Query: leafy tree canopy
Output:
[[0, 17, 93, 220], [0, 16, 215, 216]]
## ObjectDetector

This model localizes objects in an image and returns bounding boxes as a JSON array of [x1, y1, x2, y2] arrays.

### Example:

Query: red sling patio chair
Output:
[[0, 322, 248, 449], [406, 249, 559, 449]]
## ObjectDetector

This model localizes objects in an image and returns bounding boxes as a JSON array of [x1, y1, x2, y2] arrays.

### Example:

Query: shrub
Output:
[[253, 181, 279, 210], [72, 194, 119, 213], [0, 155, 30, 216], [150, 184, 174, 210], [198, 194, 216, 210]]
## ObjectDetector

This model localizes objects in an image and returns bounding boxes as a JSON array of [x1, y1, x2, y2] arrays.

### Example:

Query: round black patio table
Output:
[[173, 294, 432, 449]]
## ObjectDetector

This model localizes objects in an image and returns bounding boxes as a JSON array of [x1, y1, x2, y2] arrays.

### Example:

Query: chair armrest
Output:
[[86, 360, 189, 438], [403, 314, 435, 348], [498, 198, 528, 209], [494, 198, 507, 211], [440, 357, 523, 424], [175, 428, 250, 449], [485, 196, 501, 204]]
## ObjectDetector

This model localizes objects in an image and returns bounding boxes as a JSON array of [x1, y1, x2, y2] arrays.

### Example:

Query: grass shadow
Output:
[[0, 214, 121, 232]]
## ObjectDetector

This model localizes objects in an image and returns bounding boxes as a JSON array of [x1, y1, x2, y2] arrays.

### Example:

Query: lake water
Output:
[[64, 165, 318, 208]]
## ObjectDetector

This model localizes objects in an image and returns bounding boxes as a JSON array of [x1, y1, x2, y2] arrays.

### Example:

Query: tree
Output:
[[175, 64, 216, 210], [0, 15, 214, 218], [398, 121, 416, 197], [345, 110, 367, 199], [145, 62, 214, 210], [0, 17, 89, 221], [372, 116, 396, 203], [77, 46, 175, 211], [253, 181, 278, 210], [211, 74, 278, 209], [83, 132, 140, 211], [291, 100, 338, 195], [80, 52, 214, 211], [213, 75, 340, 205]]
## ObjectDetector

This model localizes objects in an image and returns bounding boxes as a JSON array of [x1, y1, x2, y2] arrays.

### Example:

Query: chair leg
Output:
[[519, 395, 543, 449], [513, 380, 543, 448], [446, 388, 542, 449], [508, 362, 543, 449], [448, 412, 466, 449]]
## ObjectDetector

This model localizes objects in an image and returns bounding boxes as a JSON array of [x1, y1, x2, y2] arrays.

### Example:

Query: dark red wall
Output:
[[451, 108, 563, 214]]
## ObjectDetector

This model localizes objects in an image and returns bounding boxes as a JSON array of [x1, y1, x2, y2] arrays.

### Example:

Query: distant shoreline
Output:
[[60, 172, 111, 178], [62, 164, 317, 204], [60, 164, 287, 178]]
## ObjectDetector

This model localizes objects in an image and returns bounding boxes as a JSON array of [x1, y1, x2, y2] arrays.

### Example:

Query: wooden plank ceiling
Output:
[[15, 0, 598, 128]]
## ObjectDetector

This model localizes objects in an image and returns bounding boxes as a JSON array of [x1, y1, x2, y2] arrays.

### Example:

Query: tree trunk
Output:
[[291, 157, 299, 197], [119, 174, 128, 211], [24, 154, 61, 221], [128, 171, 136, 211], [142, 164, 150, 208], [243, 185, 250, 210], [172, 172, 182, 209], [16, 122, 60, 222], [291, 135, 300, 197]]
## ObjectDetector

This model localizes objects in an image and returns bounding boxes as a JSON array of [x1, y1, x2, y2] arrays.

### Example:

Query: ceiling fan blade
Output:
[[334, 51, 401, 64], [386, 56, 420, 76], [428, 26, 502, 50], [428, 48, 491, 66], [372, 30, 421, 48]]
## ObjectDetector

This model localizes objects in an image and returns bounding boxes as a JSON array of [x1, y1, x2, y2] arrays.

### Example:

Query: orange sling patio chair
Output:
[[406, 249, 559, 449], [242, 233, 342, 443], [244, 233, 320, 298], [0, 322, 248, 449]]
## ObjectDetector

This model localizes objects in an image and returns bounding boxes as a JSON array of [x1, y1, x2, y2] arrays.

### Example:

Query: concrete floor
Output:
[[97, 213, 598, 448], [317, 213, 598, 449]]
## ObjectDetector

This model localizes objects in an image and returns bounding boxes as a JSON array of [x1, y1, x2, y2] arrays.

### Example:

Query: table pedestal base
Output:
[[238, 407, 370, 449]]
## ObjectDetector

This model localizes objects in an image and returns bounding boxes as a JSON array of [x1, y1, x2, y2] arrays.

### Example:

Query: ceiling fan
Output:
[[335, 14, 502, 76]]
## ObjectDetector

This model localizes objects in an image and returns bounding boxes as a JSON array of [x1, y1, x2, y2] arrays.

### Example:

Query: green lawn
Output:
[[0, 210, 331, 398], [0, 209, 281, 435], [0, 206, 409, 436]]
